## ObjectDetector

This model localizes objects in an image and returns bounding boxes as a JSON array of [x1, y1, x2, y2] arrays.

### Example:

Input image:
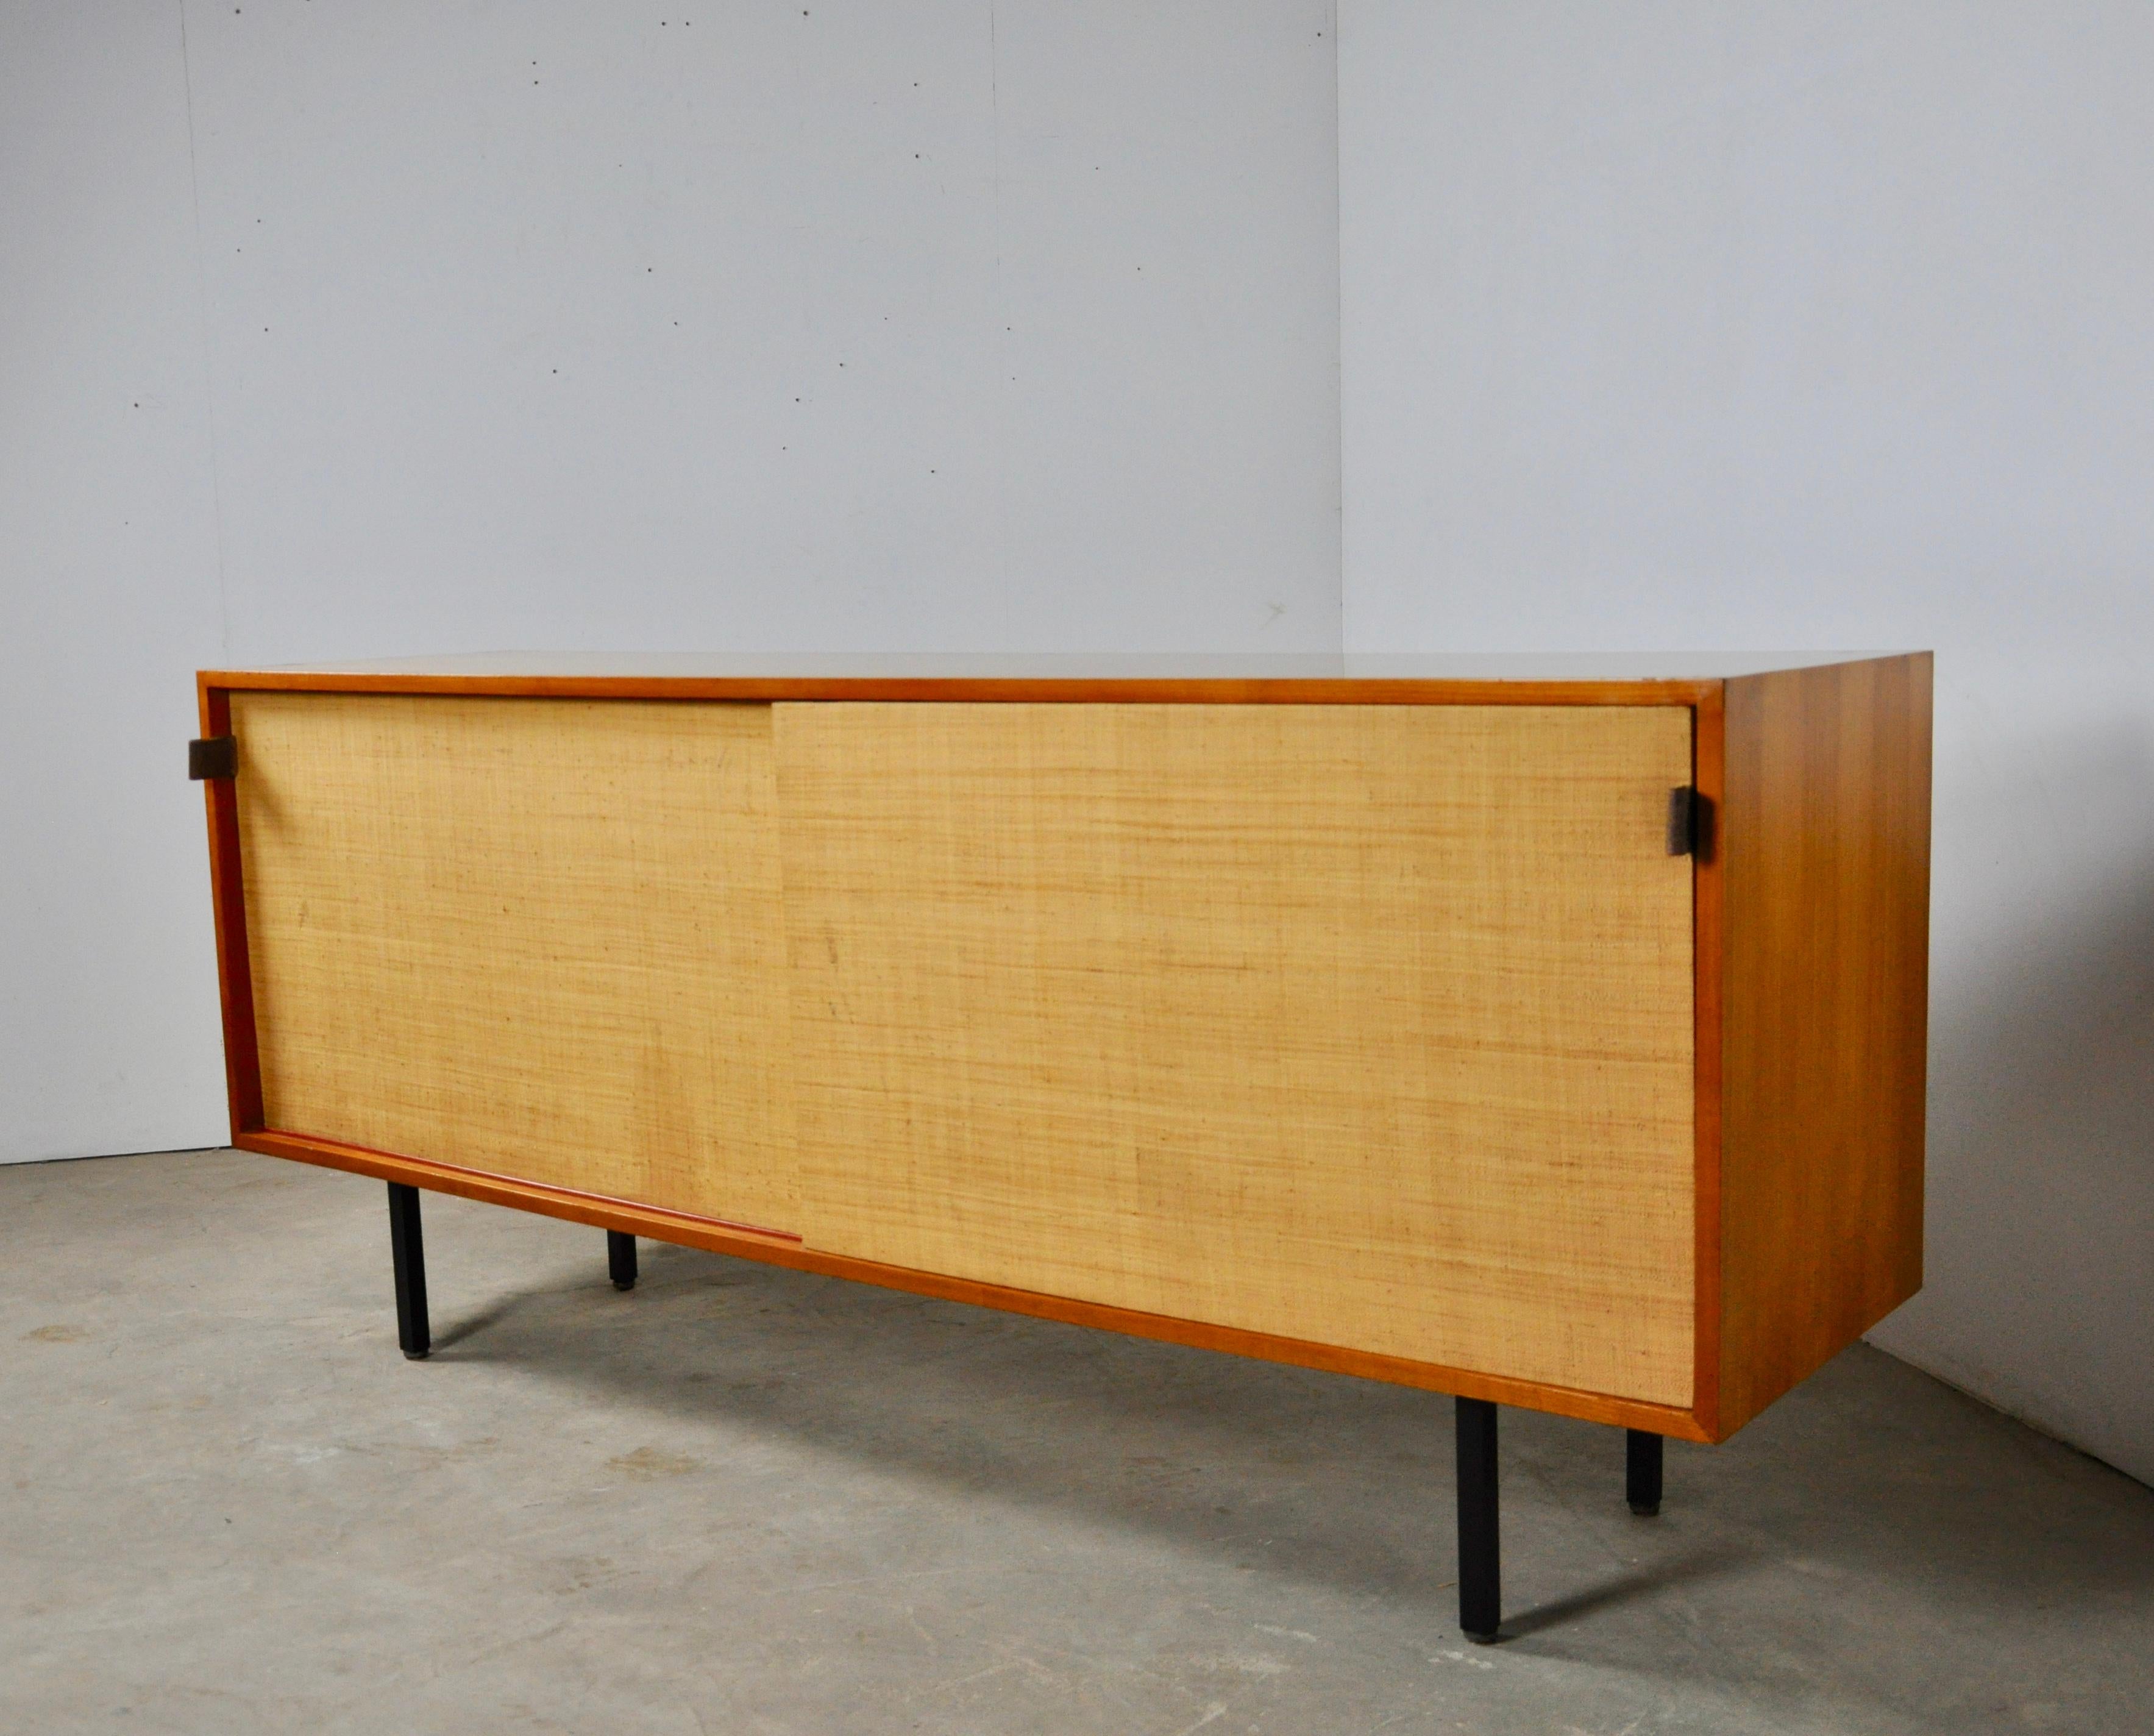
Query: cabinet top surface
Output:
[[202, 651, 1922, 702]]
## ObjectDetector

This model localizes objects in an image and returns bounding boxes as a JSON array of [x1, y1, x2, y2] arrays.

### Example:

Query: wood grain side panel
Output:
[[230, 692, 797, 1231], [777, 703, 1699, 1409], [1717, 655, 1932, 1434], [238, 1128, 1712, 1442]]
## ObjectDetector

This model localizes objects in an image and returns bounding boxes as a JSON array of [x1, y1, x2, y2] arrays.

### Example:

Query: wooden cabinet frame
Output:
[[194, 655, 1930, 1450]]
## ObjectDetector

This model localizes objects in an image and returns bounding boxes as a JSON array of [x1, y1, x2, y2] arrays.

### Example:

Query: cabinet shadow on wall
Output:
[[1871, 724, 2154, 1482]]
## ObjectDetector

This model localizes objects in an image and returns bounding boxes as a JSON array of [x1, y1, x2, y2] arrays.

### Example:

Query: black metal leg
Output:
[[1456, 1396, 1501, 1642], [1626, 1428, 1663, 1516], [387, 1183, 429, 1361], [608, 1230, 638, 1292]]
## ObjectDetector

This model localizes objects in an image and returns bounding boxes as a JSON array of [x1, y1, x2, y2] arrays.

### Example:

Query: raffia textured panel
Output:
[[232, 692, 796, 1231], [777, 703, 1696, 1407]]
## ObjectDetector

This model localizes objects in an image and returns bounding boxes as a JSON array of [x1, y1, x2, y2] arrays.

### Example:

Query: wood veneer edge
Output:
[[1691, 684, 1727, 1440], [194, 671, 1721, 708], [1901, 653, 1935, 1307], [237, 1128, 1713, 1442], [199, 679, 264, 1138], [244, 1130, 805, 1245]]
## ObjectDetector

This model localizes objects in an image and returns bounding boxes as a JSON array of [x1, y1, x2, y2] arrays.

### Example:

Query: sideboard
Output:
[[191, 652, 1931, 1640]]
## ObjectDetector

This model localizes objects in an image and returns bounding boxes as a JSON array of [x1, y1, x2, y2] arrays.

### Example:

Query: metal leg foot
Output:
[[388, 1182, 429, 1360], [1456, 1396, 1501, 1642], [608, 1229, 638, 1292], [1626, 1428, 1663, 1516]]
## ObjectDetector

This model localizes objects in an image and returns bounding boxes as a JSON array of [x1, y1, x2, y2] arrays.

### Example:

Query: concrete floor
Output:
[[3, 1150, 2149, 1735]]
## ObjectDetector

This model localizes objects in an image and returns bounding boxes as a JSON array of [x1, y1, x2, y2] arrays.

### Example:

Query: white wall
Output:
[[1, 5, 230, 1165], [1341, 2, 2154, 1482], [11, 0, 2144, 1486], [0, 2, 1340, 1163]]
